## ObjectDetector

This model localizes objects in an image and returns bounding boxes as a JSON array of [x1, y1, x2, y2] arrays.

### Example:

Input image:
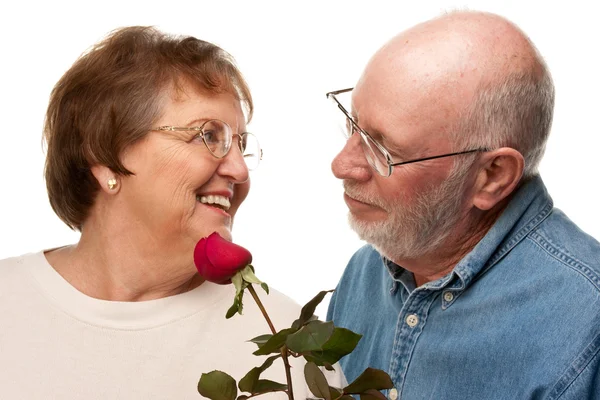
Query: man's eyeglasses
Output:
[[326, 88, 488, 177], [153, 119, 263, 170]]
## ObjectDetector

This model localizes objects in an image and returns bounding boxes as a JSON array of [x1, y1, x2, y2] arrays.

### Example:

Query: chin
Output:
[[214, 226, 233, 241], [191, 225, 231, 243]]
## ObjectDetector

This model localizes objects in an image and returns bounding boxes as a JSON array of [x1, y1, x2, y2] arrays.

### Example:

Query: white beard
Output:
[[346, 162, 472, 261]]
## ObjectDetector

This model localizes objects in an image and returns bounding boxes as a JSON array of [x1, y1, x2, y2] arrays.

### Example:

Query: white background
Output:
[[1, 0, 598, 317]]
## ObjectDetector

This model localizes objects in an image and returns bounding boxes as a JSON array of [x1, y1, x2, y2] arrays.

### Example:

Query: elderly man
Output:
[[326, 11, 600, 400]]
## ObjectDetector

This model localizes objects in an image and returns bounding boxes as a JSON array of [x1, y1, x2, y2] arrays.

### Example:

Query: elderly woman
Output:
[[0, 27, 342, 398]]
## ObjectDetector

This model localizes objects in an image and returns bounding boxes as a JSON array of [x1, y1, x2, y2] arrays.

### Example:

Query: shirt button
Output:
[[405, 314, 419, 327], [389, 388, 398, 400], [443, 291, 454, 302]]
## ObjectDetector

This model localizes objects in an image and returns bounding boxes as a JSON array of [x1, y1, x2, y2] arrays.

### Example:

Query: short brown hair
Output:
[[44, 26, 253, 230]]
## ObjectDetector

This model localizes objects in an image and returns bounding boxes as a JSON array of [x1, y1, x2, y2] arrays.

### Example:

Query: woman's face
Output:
[[118, 84, 250, 255]]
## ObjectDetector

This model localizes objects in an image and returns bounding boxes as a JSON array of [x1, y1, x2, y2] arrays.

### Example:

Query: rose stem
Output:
[[247, 285, 294, 400]]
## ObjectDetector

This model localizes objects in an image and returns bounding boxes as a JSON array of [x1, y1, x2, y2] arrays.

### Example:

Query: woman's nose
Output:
[[218, 140, 249, 184]]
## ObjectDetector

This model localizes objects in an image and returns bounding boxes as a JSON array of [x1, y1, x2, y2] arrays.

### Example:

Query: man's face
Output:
[[341, 158, 472, 262], [331, 61, 474, 262]]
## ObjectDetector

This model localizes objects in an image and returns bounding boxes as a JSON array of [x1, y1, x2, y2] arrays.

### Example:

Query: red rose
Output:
[[194, 232, 253, 284]]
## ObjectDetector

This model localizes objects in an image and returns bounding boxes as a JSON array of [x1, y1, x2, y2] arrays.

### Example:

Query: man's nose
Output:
[[331, 133, 372, 182]]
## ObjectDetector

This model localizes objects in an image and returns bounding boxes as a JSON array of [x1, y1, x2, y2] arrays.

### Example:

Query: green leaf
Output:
[[238, 355, 281, 393], [303, 352, 337, 370], [286, 320, 334, 353], [329, 386, 344, 399], [323, 362, 336, 371], [301, 327, 361, 366], [343, 368, 394, 394], [319, 327, 362, 362], [248, 334, 272, 348], [238, 370, 260, 394], [304, 361, 331, 400], [292, 290, 334, 329], [225, 290, 246, 319], [253, 379, 288, 393], [253, 328, 296, 356], [358, 389, 388, 400], [198, 370, 237, 400], [240, 265, 264, 285], [232, 272, 244, 296], [303, 352, 336, 368], [225, 277, 247, 319], [225, 302, 238, 319], [261, 282, 269, 294], [225, 294, 242, 319], [236, 396, 250, 400]]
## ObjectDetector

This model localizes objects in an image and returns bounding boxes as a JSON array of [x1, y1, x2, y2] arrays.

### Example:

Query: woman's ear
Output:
[[91, 165, 120, 194], [472, 148, 524, 211]]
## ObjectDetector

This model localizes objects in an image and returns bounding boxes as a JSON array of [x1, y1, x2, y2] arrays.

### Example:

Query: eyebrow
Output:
[[184, 117, 247, 135], [353, 115, 411, 159], [184, 118, 211, 127]]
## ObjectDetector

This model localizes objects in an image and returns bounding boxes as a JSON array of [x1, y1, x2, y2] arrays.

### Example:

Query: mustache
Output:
[[343, 181, 388, 211]]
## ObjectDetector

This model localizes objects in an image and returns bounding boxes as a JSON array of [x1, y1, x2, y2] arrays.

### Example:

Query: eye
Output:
[[202, 129, 220, 145]]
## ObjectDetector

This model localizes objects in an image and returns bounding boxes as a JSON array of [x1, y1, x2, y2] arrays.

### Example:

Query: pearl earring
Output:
[[107, 178, 118, 190]]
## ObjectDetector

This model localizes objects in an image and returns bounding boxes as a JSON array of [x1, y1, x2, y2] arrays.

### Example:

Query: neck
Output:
[[45, 215, 203, 302], [395, 204, 506, 287]]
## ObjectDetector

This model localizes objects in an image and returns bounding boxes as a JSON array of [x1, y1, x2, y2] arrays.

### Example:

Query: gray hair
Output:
[[452, 54, 555, 179]]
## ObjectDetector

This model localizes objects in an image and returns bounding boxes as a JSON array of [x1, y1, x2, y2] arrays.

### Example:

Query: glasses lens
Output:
[[240, 133, 262, 170], [359, 132, 391, 176], [202, 120, 231, 157], [328, 90, 391, 176]]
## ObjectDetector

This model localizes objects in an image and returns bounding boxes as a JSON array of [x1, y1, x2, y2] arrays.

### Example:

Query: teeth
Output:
[[196, 194, 231, 210]]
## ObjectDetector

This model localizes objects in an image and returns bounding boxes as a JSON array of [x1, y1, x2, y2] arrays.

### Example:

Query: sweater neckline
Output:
[[23, 250, 232, 330]]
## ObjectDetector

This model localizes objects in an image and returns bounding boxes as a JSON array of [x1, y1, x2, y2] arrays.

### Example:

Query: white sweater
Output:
[[0, 252, 344, 399]]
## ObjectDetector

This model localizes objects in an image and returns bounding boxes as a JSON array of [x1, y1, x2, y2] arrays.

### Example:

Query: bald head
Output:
[[400, 11, 541, 76], [353, 10, 553, 178]]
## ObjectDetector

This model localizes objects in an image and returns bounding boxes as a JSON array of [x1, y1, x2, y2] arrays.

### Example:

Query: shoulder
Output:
[[0, 252, 45, 301], [0, 252, 39, 276], [330, 245, 384, 301], [343, 245, 382, 276], [337, 245, 386, 290], [0, 254, 25, 269], [527, 207, 600, 292], [349, 244, 381, 263], [327, 245, 387, 320]]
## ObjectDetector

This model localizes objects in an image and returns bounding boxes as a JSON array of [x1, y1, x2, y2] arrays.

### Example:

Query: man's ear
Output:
[[472, 148, 524, 211], [90, 165, 120, 194]]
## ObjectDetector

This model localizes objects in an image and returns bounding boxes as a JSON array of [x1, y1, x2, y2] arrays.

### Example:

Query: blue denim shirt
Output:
[[327, 176, 600, 399]]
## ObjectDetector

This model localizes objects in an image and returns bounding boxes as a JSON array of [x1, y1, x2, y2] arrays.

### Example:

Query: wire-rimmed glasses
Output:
[[153, 119, 262, 170], [326, 88, 488, 177]]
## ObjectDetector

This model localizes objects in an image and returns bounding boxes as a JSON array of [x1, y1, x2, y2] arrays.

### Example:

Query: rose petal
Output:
[[206, 233, 253, 271], [194, 232, 253, 285], [193, 236, 210, 276]]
